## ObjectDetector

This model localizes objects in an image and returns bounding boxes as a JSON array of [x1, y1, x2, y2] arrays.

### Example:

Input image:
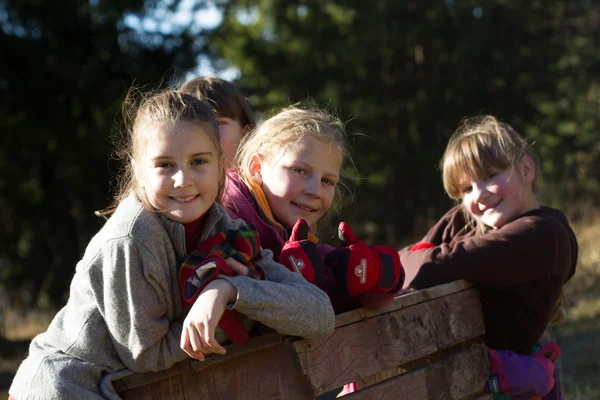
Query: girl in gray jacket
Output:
[[9, 90, 335, 400]]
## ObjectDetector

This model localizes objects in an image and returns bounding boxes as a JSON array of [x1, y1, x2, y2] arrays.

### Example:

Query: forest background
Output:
[[1, 0, 599, 397]]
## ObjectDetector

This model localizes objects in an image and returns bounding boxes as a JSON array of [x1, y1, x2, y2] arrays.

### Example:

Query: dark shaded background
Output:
[[1, 0, 598, 310]]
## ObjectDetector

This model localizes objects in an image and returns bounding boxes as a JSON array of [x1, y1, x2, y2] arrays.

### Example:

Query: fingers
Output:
[[180, 320, 226, 361], [290, 219, 309, 241], [203, 321, 226, 355], [180, 326, 205, 361], [225, 257, 250, 276], [338, 222, 358, 246]]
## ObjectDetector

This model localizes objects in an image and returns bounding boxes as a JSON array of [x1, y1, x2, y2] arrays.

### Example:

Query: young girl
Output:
[[221, 106, 404, 314], [179, 76, 255, 169], [400, 115, 577, 399], [8, 91, 334, 400]]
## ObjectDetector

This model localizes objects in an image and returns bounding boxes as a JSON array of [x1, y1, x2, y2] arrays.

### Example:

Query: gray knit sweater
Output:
[[9, 195, 334, 400]]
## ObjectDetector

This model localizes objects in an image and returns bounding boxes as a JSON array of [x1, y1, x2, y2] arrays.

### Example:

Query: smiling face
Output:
[[136, 121, 222, 224], [253, 136, 343, 230], [458, 156, 538, 229]]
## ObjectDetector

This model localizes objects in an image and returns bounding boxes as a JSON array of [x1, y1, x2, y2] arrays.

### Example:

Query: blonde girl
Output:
[[400, 115, 577, 398], [8, 91, 334, 400], [221, 105, 404, 315]]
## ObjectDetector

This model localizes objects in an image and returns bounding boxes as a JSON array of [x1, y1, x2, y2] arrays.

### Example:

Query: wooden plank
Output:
[[343, 344, 489, 400], [469, 395, 494, 400], [294, 287, 485, 395], [119, 341, 314, 400], [334, 280, 472, 328], [116, 362, 193, 395], [115, 332, 283, 393], [355, 340, 480, 390]]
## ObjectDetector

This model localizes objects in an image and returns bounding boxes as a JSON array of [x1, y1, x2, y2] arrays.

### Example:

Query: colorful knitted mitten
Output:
[[179, 224, 265, 344]]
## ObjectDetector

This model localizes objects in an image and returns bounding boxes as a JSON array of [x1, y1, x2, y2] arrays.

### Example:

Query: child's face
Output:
[[216, 117, 246, 169], [254, 136, 342, 230], [137, 121, 221, 224], [457, 157, 537, 229]]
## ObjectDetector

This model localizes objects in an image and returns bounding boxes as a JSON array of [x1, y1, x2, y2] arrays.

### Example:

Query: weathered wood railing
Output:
[[114, 280, 492, 399]]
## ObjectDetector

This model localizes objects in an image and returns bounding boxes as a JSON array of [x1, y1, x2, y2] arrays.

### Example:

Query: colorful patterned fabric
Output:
[[486, 341, 561, 399], [178, 223, 265, 344]]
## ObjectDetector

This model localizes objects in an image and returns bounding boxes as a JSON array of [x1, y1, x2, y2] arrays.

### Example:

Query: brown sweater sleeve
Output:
[[402, 209, 575, 289]]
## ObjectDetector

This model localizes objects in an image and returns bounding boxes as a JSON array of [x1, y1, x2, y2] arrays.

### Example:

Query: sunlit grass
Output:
[[548, 210, 600, 399]]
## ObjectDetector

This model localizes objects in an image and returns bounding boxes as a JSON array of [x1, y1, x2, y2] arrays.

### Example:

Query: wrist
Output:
[[216, 278, 238, 304]]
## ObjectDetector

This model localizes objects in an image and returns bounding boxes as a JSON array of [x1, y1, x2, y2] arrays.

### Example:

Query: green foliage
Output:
[[208, 0, 600, 242], [2, 0, 600, 307]]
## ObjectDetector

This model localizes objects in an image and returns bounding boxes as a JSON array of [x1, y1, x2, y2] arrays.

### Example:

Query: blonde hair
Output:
[[441, 115, 537, 201], [97, 89, 222, 217], [235, 105, 352, 197]]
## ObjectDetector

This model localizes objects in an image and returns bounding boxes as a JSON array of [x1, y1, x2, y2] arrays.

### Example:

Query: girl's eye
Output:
[[461, 186, 473, 195], [192, 158, 208, 166], [292, 167, 307, 176], [157, 162, 174, 169], [322, 178, 336, 186], [486, 173, 497, 180]]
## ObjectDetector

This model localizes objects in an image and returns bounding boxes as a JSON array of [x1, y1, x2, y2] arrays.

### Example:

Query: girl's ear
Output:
[[249, 154, 264, 184], [520, 155, 536, 184]]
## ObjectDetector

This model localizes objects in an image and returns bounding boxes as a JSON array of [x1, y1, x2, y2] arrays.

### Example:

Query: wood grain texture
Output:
[[115, 332, 283, 393], [334, 280, 472, 328], [294, 288, 485, 395], [342, 344, 489, 400], [120, 341, 314, 400]]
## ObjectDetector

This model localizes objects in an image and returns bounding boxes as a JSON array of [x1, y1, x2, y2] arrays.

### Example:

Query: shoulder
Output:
[[505, 207, 574, 240], [221, 169, 256, 217], [222, 169, 249, 203], [508, 206, 577, 257], [82, 195, 180, 264]]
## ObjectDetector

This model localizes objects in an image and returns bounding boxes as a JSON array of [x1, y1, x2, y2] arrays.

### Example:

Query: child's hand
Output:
[[279, 219, 324, 285], [180, 279, 237, 361], [225, 257, 250, 276], [325, 222, 404, 296]]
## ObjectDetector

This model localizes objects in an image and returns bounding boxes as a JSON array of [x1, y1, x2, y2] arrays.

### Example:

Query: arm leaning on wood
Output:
[[401, 211, 576, 288], [219, 248, 335, 339]]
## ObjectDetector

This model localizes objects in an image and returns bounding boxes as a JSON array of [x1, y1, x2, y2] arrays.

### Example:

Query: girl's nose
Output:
[[173, 168, 191, 187], [305, 176, 322, 199], [472, 183, 489, 202]]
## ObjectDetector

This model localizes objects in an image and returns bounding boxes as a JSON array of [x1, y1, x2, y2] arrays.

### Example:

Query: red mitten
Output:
[[279, 219, 325, 286], [325, 222, 404, 296]]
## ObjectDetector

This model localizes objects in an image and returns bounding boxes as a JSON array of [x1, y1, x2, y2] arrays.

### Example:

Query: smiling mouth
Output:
[[481, 200, 502, 213], [170, 195, 199, 203], [292, 202, 316, 213]]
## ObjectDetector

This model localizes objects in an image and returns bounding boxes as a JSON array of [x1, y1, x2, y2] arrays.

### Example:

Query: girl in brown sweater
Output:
[[400, 115, 577, 399]]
